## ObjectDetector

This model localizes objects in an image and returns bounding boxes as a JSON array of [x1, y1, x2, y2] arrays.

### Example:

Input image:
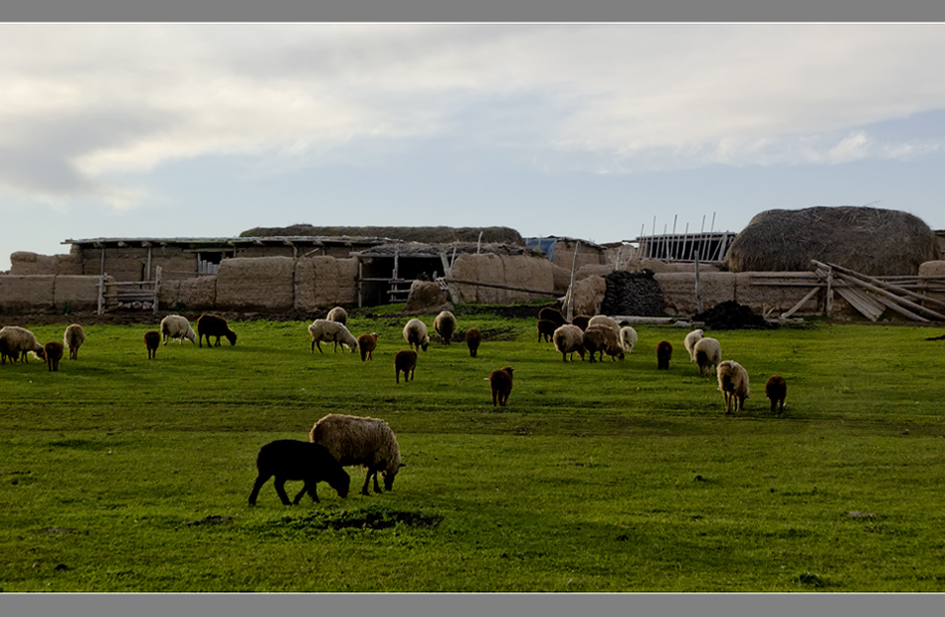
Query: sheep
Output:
[[308, 413, 403, 496], [766, 374, 787, 413], [357, 332, 378, 361], [693, 337, 722, 377], [63, 323, 85, 360], [537, 319, 558, 343], [197, 313, 237, 347], [403, 318, 430, 352], [583, 324, 624, 363], [684, 329, 705, 363], [588, 314, 621, 336], [308, 319, 358, 354], [433, 310, 458, 345], [160, 314, 196, 346], [656, 340, 673, 370], [326, 306, 348, 326], [394, 349, 417, 383], [144, 330, 160, 359], [619, 326, 638, 354], [0, 326, 44, 364], [465, 328, 482, 357], [717, 360, 750, 414], [553, 324, 585, 362], [43, 341, 64, 372], [538, 307, 566, 327], [248, 439, 351, 506], [489, 366, 514, 407], [571, 315, 591, 331]]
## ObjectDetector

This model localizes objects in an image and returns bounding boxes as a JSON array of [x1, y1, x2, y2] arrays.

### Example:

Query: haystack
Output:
[[726, 206, 938, 276], [403, 280, 450, 314]]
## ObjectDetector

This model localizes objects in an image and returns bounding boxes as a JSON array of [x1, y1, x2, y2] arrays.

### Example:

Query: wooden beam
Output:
[[780, 285, 821, 319]]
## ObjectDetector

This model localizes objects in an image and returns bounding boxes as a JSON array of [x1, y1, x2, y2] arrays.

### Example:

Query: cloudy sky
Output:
[[2, 23, 945, 270]]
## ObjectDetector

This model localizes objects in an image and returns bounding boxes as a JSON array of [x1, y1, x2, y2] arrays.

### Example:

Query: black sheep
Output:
[[197, 313, 238, 347], [248, 440, 350, 506]]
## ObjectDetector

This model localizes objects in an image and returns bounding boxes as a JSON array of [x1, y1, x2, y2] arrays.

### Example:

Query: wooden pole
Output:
[[566, 241, 580, 322], [695, 251, 703, 314]]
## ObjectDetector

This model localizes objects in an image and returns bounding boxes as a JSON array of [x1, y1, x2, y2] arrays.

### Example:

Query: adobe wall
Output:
[[450, 253, 555, 304]]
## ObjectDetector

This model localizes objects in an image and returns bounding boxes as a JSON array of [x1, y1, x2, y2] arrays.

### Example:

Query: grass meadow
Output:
[[2, 305, 945, 592]]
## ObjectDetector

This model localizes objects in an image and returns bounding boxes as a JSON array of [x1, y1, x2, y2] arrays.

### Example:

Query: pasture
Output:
[[2, 308, 945, 592]]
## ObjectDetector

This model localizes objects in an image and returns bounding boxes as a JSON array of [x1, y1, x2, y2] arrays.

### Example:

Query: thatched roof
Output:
[[353, 241, 532, 258], [239, 225, 525, 246], [725, 206, 939, 276]]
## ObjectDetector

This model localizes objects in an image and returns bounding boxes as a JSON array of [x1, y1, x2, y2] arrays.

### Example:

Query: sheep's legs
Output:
[[293, 482, 318, 504], [273, 478, 292, 505], [248, 474, 271, 506], [361, 469, 382, 495]]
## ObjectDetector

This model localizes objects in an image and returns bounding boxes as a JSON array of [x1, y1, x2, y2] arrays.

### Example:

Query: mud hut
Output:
[[725, 206, 939, 276]]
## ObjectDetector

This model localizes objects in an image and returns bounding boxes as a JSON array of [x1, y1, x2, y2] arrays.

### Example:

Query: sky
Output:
[[2, 23, 945, 271]]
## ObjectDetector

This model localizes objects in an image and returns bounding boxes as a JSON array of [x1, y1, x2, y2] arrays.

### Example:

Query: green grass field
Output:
[[2, 307, 945, 592]]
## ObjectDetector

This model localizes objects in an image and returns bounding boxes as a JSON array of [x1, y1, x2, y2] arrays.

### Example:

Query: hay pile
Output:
[[240, 225, 525, 246], [726, 206, 938, 276]]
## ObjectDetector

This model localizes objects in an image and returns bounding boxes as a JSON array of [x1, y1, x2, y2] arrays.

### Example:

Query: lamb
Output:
[[309, 413, 403, 496], [570, 315, 591, 331], [583, 324, 624, 363], [43, 341, 64, 372], [465, 328, 482, 357], [357, 332, 378, 361], [394, 349, 417, 383], [326, 306, 348, 325], [433, 310, 458, 344], [248, 439, 351, 506], [765, 374, 787, 413], [717, 360, 750, 414], [403, 318, 430, 352], [553, 324, 585, 362], [619, 326, 638, 354], [308, 319, 358, 354], [684, 329, 704, 363], [160, 314, 196, 345], [656, 340, 673, 370], [538, 307, 566, 327], [587, 314, 621, 336], [196, 313, 238, 347], [63, 323, 86, 360], [0, 326, 45, 364], [537, 319, 558, 343], [693, 337, 722, 377], [489, 366, 514, 407], [144, 330, 160, 359]]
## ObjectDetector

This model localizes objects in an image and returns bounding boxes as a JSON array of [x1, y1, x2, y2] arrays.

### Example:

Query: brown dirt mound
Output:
[[694, 300, 778, 330]]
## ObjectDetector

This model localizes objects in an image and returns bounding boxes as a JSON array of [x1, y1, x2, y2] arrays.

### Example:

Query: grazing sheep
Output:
[[766, 374, 787, 413], [394, 350, 417, 383], [196, 313, 238, 347], [433, 310, 458, 344], [43, 341, 64, 372], [588, 315, 621, 337], [684, 329, 705, 363], [537, 319, 558, 343], [248, 439, 351, 506], [308, 319, 359, 354], [538, 307, 566, 327], [656, 340, 673, 370], [309, 413, 403, 496], [489, 366, 514, 407], [160, 314, 196, 345], [403, 318, 430, 352], [693, 337, 722, 377], [583, 325, 625, 363], [571, 315, 591, 331], [553, 324, 586, 362], [465, 328, 482, 357], [718, 360, 750, 413], [357, 333, 378, 361], [326, 306, 348, 325], [63, 323, 86, 360], [619, 326, 638, 354], [0, 326, 45, 364], [144, 330, 160, 359]]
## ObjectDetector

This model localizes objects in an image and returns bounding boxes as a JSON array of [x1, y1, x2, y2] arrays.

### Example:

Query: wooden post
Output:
[[97, 274, 105, 315], [566, 241, 580, 322], [358, 261, 363, 308], [695, 252, 703, 314], [824, 266, 834, 317], [153, 266, 161, 314]]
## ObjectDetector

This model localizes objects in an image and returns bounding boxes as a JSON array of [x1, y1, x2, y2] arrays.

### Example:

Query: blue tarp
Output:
[[524, 237, 557, 261]]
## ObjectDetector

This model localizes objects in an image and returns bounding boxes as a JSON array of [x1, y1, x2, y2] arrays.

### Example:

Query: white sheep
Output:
[[63, 323, 86, 360], [587, 315, 620, 336], [684, 329, 704, 363], [619, 326, 638, 354], [0, 326, 44, 364], [403, 318, 430, 352], [326, 306, 348, 325], [553, 324, 586, 362], [308, 319, 359, 354], [433, 310, 458, 345], [717, 360, 750, 414], [693, 337, 722, 377], [309, 413, 404, 496], [160, 314, 196, 345]]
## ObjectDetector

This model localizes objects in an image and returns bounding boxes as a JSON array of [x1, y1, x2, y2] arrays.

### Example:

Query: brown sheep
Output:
[[358, 333, 378, 361], [489, 366, 514, 407], [43, 341, 64, 372], [571, 315, 591, 331], [765, 374, 787, 413], [656, 340, 673, 370], [196, 313, 237, 347], [465, 328, 482, 357], [395, 349, 417, 383], [583, 325, 624, 363], [538, 307, 566, 327], [537, 319, 558, 343], [144, 330, 160, 359]]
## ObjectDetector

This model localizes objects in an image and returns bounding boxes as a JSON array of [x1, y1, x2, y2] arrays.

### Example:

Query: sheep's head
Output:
[[421, 335, 430, 352], [330, 469, 351, 499], [383, 463, 404, 491], [225, 331, 238, 346]]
